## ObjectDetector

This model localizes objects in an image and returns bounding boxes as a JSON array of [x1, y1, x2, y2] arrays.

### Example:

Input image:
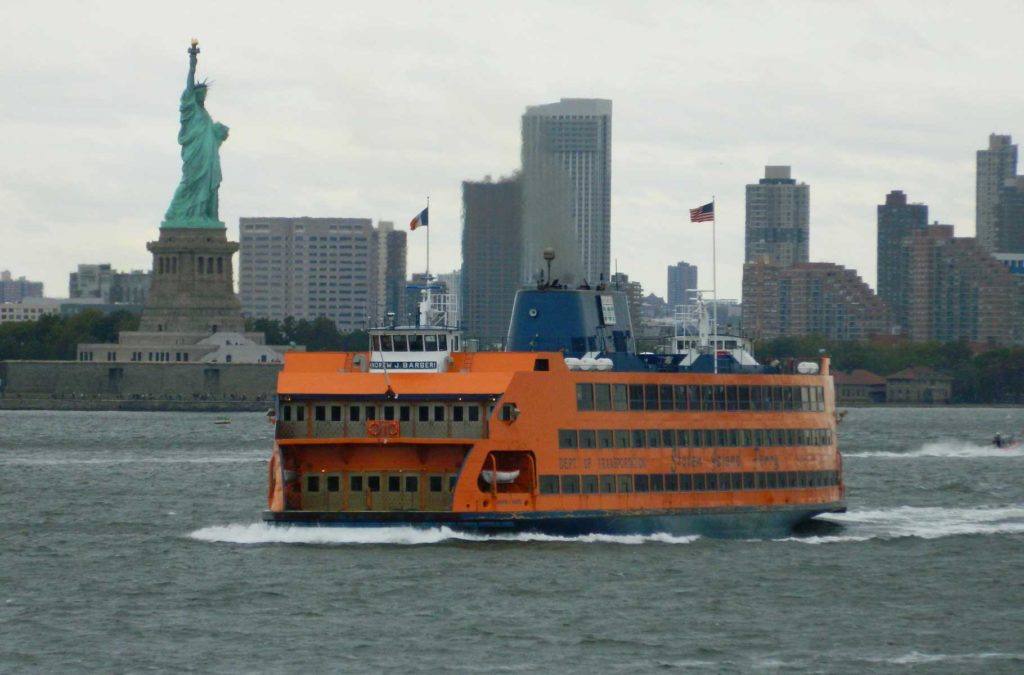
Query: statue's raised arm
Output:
[[162, 39, 230, 230], [186, 39, 199, 91]]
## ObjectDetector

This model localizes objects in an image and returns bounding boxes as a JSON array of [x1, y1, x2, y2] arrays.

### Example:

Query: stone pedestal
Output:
[[139, 227, 245, 333]]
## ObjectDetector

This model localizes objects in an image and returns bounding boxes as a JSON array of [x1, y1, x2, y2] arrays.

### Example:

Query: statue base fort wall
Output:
[[0, 360, 279, 411]]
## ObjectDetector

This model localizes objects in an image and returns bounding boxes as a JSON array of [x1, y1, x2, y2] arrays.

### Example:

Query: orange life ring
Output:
[[367, 420, 382, 436], [386, 420, 400, 437]]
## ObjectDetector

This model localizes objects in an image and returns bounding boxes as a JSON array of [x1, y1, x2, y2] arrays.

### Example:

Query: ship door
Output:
[[347, 474, 366, 511], [324, 473, 343, 511], [425, 473, 453, 511], [302, 473, 324, 511]]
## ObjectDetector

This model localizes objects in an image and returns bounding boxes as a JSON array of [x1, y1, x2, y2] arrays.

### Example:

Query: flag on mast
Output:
[[410, 207, 429, 230], [689, 202, 714, 223]]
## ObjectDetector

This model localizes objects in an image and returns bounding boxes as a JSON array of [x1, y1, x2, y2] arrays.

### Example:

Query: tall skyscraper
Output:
[[976, 134, 1018, 252], [744, 166, 809, 265], [996, 176, 1024, 254], [461, 176, 522, 345], [521, 98, 612, 285], [666, 261, 698, 308], [239, 217, 402, 331], [371, 221, 407, 325], [876, 190, 928, 333]]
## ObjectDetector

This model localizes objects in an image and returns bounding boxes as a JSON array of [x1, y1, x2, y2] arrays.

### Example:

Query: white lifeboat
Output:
[[481, 470, 521, 484]]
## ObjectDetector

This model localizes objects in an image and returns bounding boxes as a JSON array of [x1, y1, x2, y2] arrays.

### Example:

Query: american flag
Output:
[[689, 202, 714, 223]]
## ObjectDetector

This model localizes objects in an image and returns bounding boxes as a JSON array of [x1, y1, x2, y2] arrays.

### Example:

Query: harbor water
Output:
[[1, 407, 1022, 673]]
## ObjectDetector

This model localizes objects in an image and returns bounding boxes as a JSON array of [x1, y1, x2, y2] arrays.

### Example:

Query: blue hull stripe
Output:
[[261, 502, 846, 538]]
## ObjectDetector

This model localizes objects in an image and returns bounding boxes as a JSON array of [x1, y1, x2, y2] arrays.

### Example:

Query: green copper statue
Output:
[[162, 39, 229, 228]]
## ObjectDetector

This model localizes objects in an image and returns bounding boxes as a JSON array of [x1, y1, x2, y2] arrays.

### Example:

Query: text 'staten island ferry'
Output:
[[264, 263, 845, 537]]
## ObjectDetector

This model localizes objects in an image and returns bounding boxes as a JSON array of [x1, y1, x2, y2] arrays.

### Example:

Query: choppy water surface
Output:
[[1, 407, 1022, 673]]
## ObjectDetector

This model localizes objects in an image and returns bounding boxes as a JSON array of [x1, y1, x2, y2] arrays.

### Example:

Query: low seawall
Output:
[[0, 360, 279, 411]]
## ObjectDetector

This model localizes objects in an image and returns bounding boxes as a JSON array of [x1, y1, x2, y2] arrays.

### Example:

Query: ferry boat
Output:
[[263, 271, 845, 537]]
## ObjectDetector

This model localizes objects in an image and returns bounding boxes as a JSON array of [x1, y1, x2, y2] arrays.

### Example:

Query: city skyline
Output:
[[2, 1, 1023, 302]]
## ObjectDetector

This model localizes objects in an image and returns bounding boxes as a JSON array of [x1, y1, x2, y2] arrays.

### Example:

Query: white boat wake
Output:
[[845, 440, 1024, 459], [189, 523, 701, 546], [791, 504, 1024, 544]]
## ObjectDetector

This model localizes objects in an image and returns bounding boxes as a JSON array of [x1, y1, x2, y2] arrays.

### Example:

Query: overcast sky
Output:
[[2, 1, 1023, 302]]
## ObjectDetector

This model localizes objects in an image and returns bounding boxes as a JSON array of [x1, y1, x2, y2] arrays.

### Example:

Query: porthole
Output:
[[528, 308, 538, 318]]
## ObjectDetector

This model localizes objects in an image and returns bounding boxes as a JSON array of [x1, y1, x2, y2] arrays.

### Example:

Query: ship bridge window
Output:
[[450, 335, 457, 351], [380, 335, 393, 351], [408, 334, 424, 351], [393, 335, 408, 351], [424, 334, 437, 351], [594, 384, 611, 410], [576, 384, 594, 411], [371, 335, 381, 351]]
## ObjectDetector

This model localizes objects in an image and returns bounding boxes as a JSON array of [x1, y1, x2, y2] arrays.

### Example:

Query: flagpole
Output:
[[426, 196, 430, 277], [712, 195, 718, 375]]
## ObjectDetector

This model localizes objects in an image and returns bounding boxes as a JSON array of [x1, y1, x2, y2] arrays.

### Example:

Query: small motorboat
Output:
[[991, 433, 1021, 449], [481, 470, 521, 484], [214, 417, 231, 426]]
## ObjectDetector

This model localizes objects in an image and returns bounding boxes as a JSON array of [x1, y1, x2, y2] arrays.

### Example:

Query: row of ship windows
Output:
[[538, 470, 840, 495], [307, 474, 457, 494], [576, 383, 826, 413], [282, 403, 484, 423], [558, 427, 833, 449]]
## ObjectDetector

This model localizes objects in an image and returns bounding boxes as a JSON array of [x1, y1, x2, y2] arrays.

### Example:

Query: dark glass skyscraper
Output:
[[461, 177, 522, 346], [877, 190, 928, 333]]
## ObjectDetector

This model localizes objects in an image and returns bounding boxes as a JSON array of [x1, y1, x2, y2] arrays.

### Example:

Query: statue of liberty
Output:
[[163, 39, 230, 228]]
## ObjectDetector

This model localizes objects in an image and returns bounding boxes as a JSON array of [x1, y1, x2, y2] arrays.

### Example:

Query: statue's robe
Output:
[[164, 85, 229, 226]]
